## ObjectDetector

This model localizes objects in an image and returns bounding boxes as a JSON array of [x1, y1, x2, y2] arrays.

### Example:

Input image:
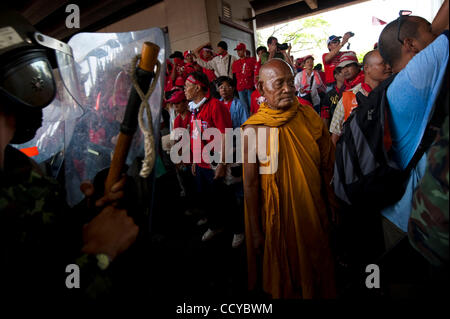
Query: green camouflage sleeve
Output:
[[408, 114, 449, 267], [0, 152, 114, 301]]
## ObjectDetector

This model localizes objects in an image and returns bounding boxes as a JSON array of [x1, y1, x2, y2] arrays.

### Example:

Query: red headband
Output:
[[186, 75, 207, 88], [186, 75, 210, 99]]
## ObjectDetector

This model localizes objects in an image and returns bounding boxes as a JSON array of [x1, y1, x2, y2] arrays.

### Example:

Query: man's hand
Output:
[[80, 174, 126, 209], [191, 163, 197, 176], [81, 206, 139, 261], [331, 133, 340, 147], [214, 163, 226, 179]]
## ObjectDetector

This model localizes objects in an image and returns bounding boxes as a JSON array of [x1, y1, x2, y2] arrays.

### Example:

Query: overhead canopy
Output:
[[249, 0, 370, 29], [6, 0, 162, 41]]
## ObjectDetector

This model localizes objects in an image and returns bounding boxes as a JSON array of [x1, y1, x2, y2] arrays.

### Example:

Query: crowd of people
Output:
[[159, 0, 449, 299], [1, 0, 448, 304]]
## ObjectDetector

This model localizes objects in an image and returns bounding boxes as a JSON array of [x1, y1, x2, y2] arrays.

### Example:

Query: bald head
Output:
[[259, 58, 294, 83], [362, 50, 379, 69], [257, 59, 295, 110], [362, 49, 392, 83]]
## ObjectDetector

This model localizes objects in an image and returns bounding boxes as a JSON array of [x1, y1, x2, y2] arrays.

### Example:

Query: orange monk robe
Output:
[[242, 98, 336, 299]]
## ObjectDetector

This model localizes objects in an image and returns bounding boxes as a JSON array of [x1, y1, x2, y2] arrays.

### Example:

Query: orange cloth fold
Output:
[[243, 99, 336, 298]]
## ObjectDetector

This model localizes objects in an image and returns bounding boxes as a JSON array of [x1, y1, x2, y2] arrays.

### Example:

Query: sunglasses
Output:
[[397, 10, 412, 44]]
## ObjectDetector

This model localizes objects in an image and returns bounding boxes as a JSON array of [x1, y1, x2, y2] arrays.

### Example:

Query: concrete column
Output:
[[165, 0, 221, 52]]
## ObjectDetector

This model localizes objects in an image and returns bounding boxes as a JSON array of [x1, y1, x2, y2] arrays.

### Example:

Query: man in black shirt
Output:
[[320, 67, 345, 129]]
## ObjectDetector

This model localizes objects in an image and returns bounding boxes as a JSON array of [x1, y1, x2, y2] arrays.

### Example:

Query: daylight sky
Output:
[[257, 0, 445, 61]]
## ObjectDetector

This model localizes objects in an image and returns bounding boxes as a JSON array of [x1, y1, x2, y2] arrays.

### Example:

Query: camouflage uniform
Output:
[[0, 145, 112, 301], [408, 109, 449, 267]]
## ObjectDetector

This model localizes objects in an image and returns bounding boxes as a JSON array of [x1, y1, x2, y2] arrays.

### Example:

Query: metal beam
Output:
[[20, 0, 70, 25], [304, 0, 318, 9], [255, 0, 370, 29]]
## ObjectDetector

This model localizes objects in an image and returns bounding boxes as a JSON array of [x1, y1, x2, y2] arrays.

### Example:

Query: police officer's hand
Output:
[[80, 173, 126, 209], [81, 206, 139, 261]]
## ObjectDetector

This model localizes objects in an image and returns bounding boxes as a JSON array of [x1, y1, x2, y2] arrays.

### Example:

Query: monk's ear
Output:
[[257, 81, 264, 96]]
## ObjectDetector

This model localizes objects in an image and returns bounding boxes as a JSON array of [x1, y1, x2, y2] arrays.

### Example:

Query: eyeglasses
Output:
[[397, 10, 412, 44]]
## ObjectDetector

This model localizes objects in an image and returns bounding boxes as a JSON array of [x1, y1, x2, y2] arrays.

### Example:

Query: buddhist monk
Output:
[[242, 59, 337, 299]]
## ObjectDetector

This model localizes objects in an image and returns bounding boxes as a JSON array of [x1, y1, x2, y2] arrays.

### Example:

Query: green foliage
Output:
[[256, 17, 331, 54], [357, 50, 371, 63]]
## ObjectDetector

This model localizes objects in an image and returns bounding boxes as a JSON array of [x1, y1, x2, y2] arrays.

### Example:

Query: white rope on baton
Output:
[[128, 54, 161, 178]]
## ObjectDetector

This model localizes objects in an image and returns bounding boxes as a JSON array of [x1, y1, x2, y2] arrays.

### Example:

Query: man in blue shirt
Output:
[[378, 3, 448, 250]]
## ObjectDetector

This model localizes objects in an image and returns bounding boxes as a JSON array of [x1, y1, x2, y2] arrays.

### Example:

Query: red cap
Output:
[[167, 90, 186, 104], [184, 50, 193, 58], [175, 77, 185, 86], [337, 52, 359, 68], [234, 43, 246, 51]]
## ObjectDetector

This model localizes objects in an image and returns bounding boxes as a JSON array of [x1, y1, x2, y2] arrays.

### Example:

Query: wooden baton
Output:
[[104, 42, 160, 194]]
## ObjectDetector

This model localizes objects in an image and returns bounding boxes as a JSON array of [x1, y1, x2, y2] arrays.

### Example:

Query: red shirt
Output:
[[174, 111, 191, 130], [297, 96, 313, 108], [232, 57, 256, 91], [190, 98, 232, 169], [164, 75, 174, 92], [322, 51, 355, 85], [199, 56, 217, 82], [254, 60, 262, 88], [203, 67, 216, 82], [222, 100, 232, 112], [184, 62, 201, 76], [318, 71, 326, 84], [250, 89, 262, 114]]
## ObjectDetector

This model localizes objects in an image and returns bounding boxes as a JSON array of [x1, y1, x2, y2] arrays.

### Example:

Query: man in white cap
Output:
[[322, 33, 355, 91]]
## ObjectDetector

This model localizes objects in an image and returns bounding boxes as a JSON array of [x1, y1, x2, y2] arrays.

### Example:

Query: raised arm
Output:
[[432, 0, 449, 36], [323, 32, 353, 64], [193, 42, 211, 58]]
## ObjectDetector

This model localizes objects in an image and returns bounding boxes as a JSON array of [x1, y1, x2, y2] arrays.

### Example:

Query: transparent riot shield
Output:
[[63, 28, 166, 207], [12, 34, 85, 179]]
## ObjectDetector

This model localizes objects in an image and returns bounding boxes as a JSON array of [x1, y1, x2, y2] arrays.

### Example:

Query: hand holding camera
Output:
[[342, 31, 355, 44], [277, 42, 289, 51]]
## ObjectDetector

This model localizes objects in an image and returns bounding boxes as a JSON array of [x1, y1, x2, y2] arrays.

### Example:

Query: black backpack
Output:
[[333, 72, 447, 211]]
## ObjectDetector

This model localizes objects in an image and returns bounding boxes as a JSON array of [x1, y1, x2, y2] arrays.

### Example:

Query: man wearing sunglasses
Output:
[[378, 0, 448, 260], [322, 32, 355, 92]]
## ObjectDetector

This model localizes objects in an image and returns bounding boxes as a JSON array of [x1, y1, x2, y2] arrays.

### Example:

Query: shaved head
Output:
[[362, 49, 392, 83], [379, 16, 435, 71], [259, 58, 294, 83], [258, 59, 296, 110], [362, 50, 379, 68]]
